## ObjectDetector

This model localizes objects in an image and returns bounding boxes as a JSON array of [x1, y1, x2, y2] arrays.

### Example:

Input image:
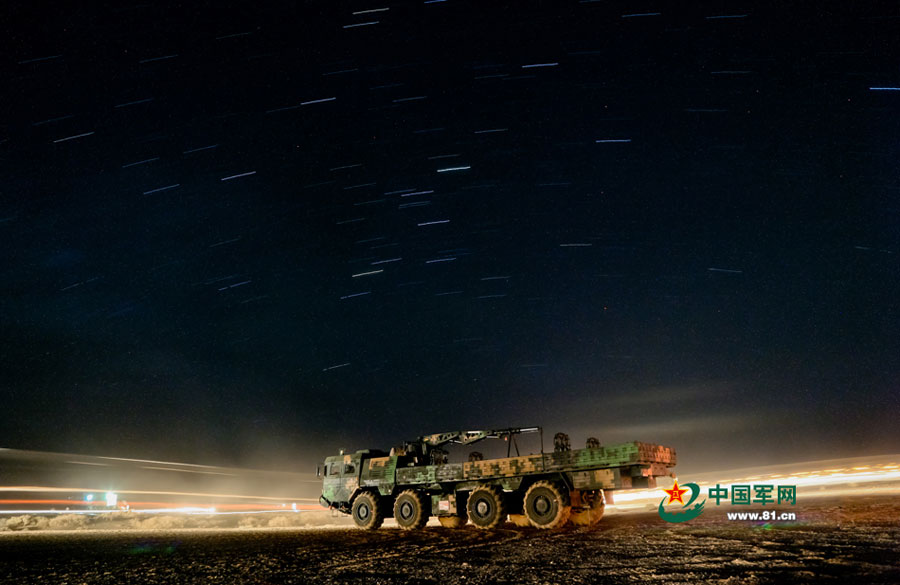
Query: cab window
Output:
[[344, 464, 355, 474], [329, 463, 340, 476]]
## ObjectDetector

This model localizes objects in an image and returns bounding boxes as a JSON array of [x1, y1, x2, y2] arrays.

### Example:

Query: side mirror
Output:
[[316, 464, 321, 478]]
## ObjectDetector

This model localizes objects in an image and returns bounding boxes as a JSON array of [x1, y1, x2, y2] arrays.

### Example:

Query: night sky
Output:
[[2, 2, 898, 473]]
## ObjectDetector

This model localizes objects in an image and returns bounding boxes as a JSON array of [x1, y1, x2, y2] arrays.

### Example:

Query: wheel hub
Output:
[[400, 501, 413, 519], [357, 504, 369, 519], [535, 496, 551, 515], [476, 500, 491, 517]]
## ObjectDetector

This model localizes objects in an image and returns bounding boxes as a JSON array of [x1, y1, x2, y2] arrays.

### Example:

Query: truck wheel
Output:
[[523, 481, 571, 529], [570, 489, 605, 526], [394, 490, 429, 530], [351, 492, 384, 530], [466, 485, 506, 530], [438, 515, 467, 528]]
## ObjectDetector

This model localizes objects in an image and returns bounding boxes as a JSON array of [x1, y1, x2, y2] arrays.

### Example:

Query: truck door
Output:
[[322, 461, 344, 504], [335, 455, 362, 503]]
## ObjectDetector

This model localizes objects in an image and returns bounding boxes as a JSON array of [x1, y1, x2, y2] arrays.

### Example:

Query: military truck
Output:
[[318, 427, 675, 530]]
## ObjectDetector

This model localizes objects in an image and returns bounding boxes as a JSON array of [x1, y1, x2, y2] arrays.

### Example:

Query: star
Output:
[[663, 480, 688, 505]]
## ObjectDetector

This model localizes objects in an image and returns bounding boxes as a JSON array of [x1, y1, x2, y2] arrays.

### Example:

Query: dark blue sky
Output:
[[1, 1, 898, 472]]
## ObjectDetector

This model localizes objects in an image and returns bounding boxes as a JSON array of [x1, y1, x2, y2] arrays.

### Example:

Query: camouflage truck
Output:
[[318, 427, 675, 530]]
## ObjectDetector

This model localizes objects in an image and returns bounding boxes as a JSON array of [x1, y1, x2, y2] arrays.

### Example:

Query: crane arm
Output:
[[417, 427, 540, 449]]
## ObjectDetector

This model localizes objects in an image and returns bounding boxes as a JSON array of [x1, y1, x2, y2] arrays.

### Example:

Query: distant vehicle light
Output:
[[85, 494, 94, 502], [105, 492, 117, 507]]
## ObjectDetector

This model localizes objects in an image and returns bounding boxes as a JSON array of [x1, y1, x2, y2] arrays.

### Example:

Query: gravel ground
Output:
[[0, 496, 897, 584]]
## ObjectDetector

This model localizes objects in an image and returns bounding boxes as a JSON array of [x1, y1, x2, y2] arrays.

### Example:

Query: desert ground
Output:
[[0, 495, 897, 584]]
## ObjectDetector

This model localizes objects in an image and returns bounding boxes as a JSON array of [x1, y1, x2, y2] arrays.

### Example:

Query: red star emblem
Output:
[[663, 480, 688, 505]]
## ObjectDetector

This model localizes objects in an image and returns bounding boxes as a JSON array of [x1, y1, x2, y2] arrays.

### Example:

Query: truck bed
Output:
[[387, 441, 675, 491]]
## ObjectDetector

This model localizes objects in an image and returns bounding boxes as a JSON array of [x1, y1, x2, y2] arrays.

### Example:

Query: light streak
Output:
[[142, 184, 180, 195], [183, 144, 219, 154], [220, 171, 257, 181], [0, 486, 318, 500], [122, 157, 160, 168], [53, 132, 95, 143], [65, 461, 110, 467], [216, 31, 254, 40], [114, 98, 154, 108], [0, 505, 324, 515], [139, 466, 236, 476], [94, 455, 230, 469], [322, 363, 350, 371], [301, 97, 337, 105], [3, 457, 896, 521], [18, 55, 63, 64], [139, 55, 178, 64]]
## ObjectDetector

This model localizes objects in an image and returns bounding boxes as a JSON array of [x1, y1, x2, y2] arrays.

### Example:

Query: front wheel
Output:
[[466, 485, 506, 530], [394, 490, 429, 530], [351, 492, 385, 530]]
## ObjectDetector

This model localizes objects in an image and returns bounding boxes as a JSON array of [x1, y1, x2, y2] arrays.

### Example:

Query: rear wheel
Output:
[[570, 489, 605, 526], [523, 481, 570, 529], [466, 485, 506, 530], [394, 490, 429, 530], [352, 492, 385, 530], [438, 515, 468, 528]]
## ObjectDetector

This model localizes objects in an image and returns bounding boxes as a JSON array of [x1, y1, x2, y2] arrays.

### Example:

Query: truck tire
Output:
[[351, 491, 384, 530], [467, 485, 506, 530], [394, 490, 429, 530], [438, 515, 468, 528], [570, 489, 605, 526], [523, 481, 571, 529]]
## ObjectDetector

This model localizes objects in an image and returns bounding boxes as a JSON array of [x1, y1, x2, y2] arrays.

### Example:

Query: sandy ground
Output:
[[0, 496, 897, 584]]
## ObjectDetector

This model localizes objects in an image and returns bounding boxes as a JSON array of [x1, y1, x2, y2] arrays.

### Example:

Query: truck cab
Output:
[[319, 449, 387, 512]]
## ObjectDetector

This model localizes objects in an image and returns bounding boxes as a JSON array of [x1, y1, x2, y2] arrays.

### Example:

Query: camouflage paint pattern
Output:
[[361, 456, 398, 496], [393, 441, 674, 491]]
